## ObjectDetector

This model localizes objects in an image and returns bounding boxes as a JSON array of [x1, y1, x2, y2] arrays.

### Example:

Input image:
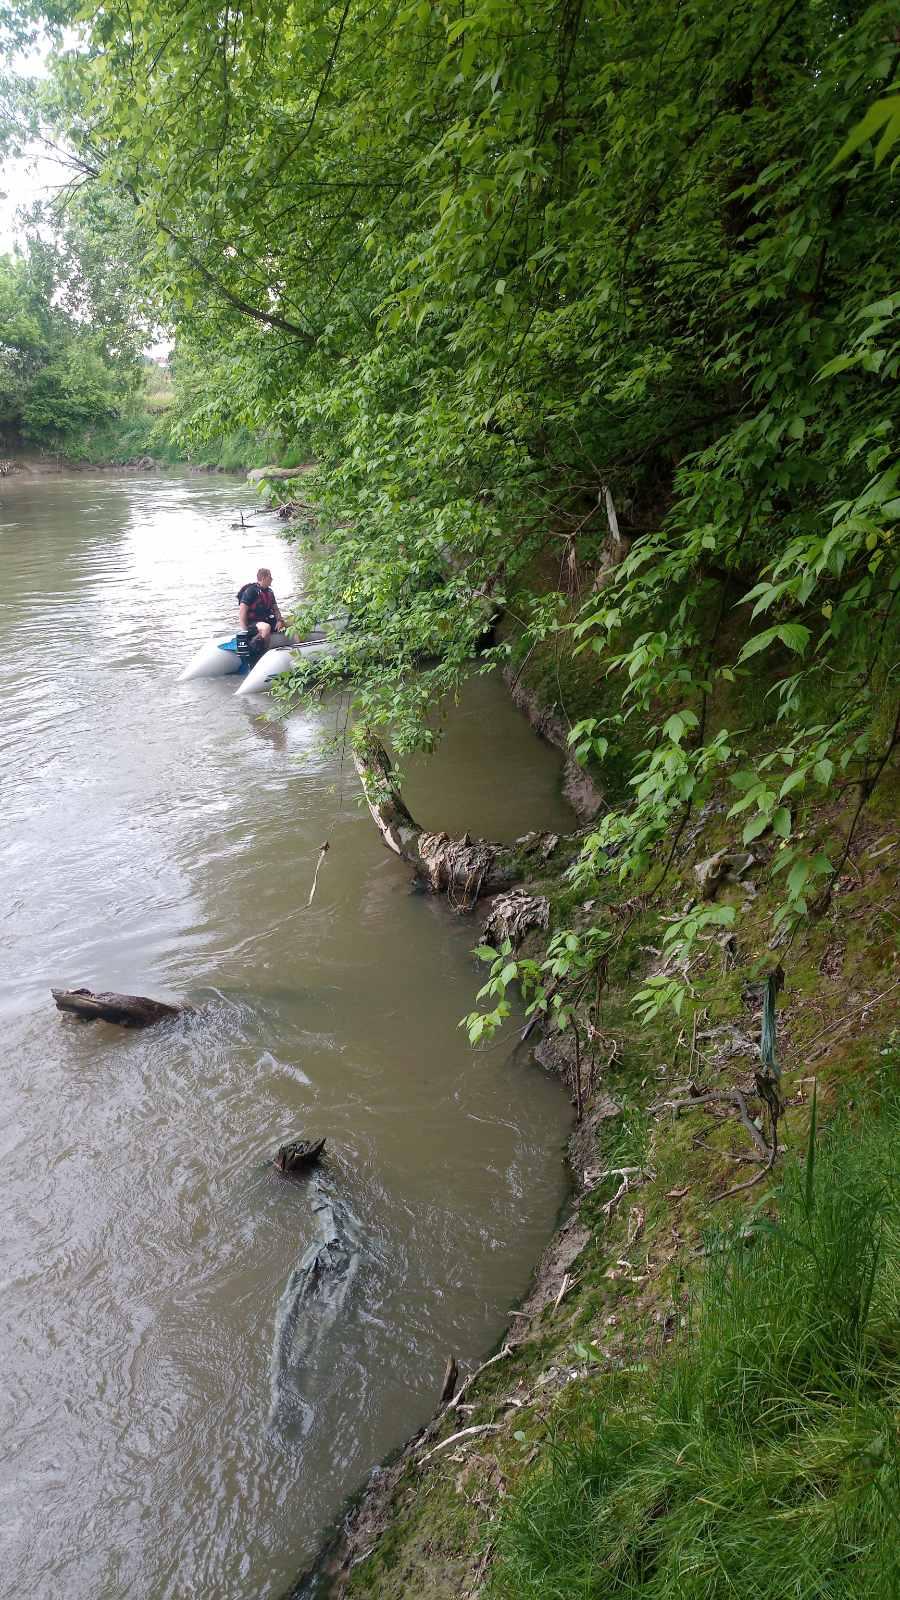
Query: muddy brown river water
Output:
[[0, 470, 573, 1600]]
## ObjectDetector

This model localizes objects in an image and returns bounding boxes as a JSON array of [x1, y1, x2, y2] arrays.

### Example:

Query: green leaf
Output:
[[830, 94, 900, 169], [787, 859, 811, 898], [779, 769, 806, 798], [743, 813, 770, 844], [771, 806, 792, 839], [775, 624, 811, 655]]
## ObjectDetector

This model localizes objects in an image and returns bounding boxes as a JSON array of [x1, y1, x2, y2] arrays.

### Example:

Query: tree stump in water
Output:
[[274, 1138, 327, 1174], [51, 987, 183, 1027]]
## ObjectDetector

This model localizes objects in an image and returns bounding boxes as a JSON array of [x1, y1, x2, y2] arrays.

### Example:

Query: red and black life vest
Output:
[[237, 583, 277, 627]]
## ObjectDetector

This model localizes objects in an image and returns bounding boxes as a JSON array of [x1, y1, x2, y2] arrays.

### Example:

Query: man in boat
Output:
[[237, 568, 287, 656]]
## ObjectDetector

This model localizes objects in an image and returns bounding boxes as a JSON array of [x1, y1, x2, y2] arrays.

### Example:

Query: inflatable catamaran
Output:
[[178, 629, 338, 696]]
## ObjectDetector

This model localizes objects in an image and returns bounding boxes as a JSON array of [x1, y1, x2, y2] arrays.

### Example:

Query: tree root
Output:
[[712, 1135, 779, 1204], [652, 1087, 770, 1162], [353, 733, 562, 910]]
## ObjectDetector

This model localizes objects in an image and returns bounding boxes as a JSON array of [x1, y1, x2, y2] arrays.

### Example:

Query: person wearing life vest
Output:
[[237, 567, 285, 654]]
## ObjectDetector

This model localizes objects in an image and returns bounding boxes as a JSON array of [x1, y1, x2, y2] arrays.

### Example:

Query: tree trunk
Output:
[[51, 987, 183, 1027], [352, 733, 561, 912]]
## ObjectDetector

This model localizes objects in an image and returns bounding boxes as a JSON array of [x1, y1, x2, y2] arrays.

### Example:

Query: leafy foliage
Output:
[[0, 242, 145, 445], [14, 0, 900, 1010]]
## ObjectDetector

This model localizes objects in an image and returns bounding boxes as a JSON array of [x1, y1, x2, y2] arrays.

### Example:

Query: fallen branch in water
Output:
[[308, 840, 330, 905]]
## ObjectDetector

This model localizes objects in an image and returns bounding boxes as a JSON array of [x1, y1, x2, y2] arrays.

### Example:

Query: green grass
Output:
[[489, 1093, 900, 1600]]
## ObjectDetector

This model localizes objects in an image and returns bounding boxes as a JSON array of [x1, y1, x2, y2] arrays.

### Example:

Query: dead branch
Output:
[[308, 840, 330, 905], [653, 1088, 770, 1161], [712, 1135, 779, 1204], [417, 1424, 502, 1466], [444, 1345, 513, 1416]]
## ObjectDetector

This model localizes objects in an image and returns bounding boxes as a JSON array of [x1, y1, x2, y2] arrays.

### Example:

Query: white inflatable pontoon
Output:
[[178, 631, 339, 695], [178, 634, 246, 681]]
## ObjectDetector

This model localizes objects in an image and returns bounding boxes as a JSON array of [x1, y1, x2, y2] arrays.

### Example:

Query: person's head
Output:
[[256, 567, 272, 587]]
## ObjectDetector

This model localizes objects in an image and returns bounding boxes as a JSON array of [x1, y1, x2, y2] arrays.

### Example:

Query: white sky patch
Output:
[[1, 37, 55, 251], [1, 41, 173, 360], [0, 146, 68, 252]]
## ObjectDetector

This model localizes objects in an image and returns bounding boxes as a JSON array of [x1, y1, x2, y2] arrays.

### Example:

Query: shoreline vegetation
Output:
[[0, 431, 308, 475], [3, 0, 898, 1595], [280, 585, 898, 1599]]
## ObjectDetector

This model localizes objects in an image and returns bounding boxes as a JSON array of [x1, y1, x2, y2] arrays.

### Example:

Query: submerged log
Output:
[[51, 986, 182, 1028], [269, 1191, 361, 1427], [352, 734, 562, 911]]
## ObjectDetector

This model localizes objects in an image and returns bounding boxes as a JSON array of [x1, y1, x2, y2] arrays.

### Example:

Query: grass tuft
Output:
[[489, 1095, 900, 1600]]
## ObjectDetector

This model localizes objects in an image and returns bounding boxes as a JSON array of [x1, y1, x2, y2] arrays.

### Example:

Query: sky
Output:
[[1, 42, 172, 358], [0, 36, 60, 252], [0, 146, 67, 252]]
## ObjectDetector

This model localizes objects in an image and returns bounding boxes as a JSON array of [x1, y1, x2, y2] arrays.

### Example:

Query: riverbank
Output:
[[285, 613, 899, 1599]]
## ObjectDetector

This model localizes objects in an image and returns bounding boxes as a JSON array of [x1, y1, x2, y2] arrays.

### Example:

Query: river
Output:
[[0, 469, 573, 1600]]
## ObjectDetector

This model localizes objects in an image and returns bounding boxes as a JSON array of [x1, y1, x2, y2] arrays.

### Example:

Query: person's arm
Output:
[[238, 601, 250, 628]]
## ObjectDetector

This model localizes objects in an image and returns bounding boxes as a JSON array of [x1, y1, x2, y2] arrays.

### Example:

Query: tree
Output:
[[18, 0, 900, 963], [0, 243, 143, 445]]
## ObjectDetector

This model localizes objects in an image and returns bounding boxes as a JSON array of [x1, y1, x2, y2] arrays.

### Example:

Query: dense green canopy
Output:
[[11, 0, 900, 974], [0, 238, 145, 445]]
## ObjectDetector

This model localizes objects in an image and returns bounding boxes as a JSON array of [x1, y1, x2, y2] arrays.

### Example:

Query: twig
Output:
[[585, 1164, 645, 1186], [712, 1135, 778, 1204], [805, 980, 900, 1056], [603, 1176, 630, 1218], [817, 701, 900, 910], [444, 1345, 513, 1415], [418, 1424, 502, 1466], [691, 1137, 765, 1165], [465, 1540, 496, 1599], [307, 840, 330, 905], [553, 1273, 570, 1311], [654, 1086, 770, 1161]]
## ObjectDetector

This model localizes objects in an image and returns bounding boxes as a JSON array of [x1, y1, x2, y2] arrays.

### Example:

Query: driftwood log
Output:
[[246, 464, 314, 484], [51, 987, 182, 1028], [352, 733, 563, 911]]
